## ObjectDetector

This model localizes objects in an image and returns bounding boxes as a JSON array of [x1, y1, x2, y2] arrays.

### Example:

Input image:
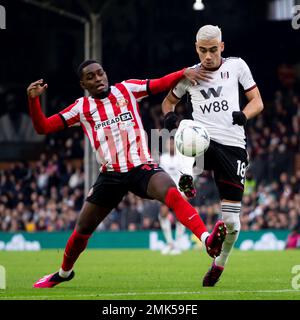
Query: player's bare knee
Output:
[[147, 172, 176, 201]]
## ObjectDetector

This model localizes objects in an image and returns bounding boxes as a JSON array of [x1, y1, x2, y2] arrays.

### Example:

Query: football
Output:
[[175, 120, 210, 157]]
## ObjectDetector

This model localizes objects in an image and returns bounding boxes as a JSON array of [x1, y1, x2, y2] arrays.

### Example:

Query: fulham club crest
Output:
[[221, 71, 229, 79]]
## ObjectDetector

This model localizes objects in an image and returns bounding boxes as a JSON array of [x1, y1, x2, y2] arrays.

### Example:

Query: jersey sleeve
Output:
[[238, 58, 257, 92], [122, 79, 149, 102], [172, 78, 189, 99], [28, 96, 65, 134], [59, 98, 82, 127]]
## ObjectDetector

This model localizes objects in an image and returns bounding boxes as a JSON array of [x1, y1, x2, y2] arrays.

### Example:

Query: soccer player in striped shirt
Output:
[[28, 60, 227, 288]]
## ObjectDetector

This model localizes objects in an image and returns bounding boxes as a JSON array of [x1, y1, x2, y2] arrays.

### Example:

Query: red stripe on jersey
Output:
[[107, 93, 134, 171], [82, 97, 99, 151], [81, 97, 107, 172], [117, 83, 149, 164], [134, 91, 148, 100], [59, 101, 80, 126], [94, 98, 121, 172], [120, 85, 152, 161], [130, 86, 153, 163]]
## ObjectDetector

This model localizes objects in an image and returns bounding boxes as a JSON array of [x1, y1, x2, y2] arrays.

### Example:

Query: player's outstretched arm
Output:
[[149, 68, 206, 131], [149, 67, 208, 95], [232, 87, 264, 126], [27, 79, 65, 134]]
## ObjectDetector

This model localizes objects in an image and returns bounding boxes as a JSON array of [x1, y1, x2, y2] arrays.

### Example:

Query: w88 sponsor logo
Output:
[[199, 100, 229, 114]]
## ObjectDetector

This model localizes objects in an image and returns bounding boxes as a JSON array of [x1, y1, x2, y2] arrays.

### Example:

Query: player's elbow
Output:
[[34, 126, 48, 135]]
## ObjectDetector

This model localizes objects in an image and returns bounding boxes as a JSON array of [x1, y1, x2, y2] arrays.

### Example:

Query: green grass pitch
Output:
[[0, 249, 300, 300]]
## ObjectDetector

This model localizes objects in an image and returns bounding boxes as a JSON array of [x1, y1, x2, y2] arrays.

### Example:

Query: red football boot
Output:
[[205, 220, 227, 258], [203, 260, 224, 287]]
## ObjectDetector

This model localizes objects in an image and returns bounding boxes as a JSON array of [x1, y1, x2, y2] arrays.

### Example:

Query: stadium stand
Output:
[[0, 64, 300, 233]]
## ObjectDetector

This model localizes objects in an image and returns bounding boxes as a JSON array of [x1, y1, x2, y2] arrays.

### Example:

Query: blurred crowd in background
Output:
[[0, 63, 300, 233]]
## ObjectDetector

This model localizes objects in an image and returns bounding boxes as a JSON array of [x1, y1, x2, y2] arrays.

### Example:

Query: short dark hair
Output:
[[77, 59, 99, 79]]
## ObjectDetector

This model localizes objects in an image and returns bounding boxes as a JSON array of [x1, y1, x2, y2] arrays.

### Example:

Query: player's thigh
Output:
[[75, 202, 113, 234], [86, 172, 127, 207], [146, 172, 177, 203], [78, 173, 127, 233], [213, 144, 249, 202], [127, 164, 176, 203]]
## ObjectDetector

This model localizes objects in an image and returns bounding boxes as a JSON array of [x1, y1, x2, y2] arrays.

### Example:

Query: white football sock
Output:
[[59, 267, 73, 278], [215, 201, 241, 267], [200, 232, 210, 244]]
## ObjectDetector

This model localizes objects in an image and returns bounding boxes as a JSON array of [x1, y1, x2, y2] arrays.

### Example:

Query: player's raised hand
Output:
[[27, 79, 48, 98], [183, 65, 212, 85]]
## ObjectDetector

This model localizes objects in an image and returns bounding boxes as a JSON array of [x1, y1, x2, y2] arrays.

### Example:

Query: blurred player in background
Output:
[[159, 138, 192, 255], [162, 25, 264, 286], [27, 60, 227, 288]]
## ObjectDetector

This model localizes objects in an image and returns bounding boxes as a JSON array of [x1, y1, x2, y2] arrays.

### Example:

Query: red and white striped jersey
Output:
[[59, 79, 153, 172]]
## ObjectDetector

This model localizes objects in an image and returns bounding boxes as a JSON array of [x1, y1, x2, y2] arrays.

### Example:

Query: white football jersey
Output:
[[173, 57, 256, 149]]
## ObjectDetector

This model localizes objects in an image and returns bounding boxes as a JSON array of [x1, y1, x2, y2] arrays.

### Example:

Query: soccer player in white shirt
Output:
[[162, 25, 264, 286]]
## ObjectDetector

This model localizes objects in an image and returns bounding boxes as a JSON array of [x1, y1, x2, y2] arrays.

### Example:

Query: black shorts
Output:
[[196, 140, 249, 202], [86, 163, 165, 208]]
